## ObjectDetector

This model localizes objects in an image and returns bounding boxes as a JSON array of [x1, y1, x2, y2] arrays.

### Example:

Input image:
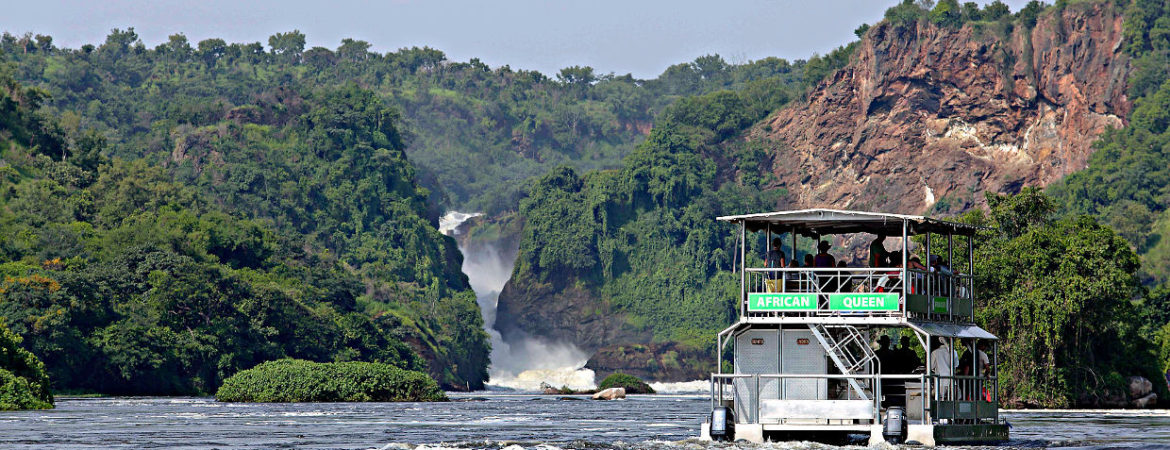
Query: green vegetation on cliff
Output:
[[963, 189, 1166, 407], [1, 321, 52, 410], [1044, 0, 1170, 377], [598, 372, 655, 394], [215, 359, 446, 402], [504, 76, 800, 366], [0, 64, 482, 393]]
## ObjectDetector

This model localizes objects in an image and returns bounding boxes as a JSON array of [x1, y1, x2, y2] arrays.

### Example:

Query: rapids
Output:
[[2, 395, 1168, 449]]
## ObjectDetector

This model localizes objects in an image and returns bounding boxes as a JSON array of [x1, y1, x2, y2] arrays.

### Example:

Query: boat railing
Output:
[[904, 269, 974, 322], [930, 374, 1000, 423], [742, 268, 973, 321], [711, 372, 916, 425], [711, 372, 1000, 425]]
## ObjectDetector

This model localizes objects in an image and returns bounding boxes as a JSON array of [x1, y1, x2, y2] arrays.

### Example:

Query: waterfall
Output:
[[440, 211, 596, 391]]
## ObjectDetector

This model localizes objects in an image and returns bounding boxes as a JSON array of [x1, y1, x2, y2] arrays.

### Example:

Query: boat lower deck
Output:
[[702, 421, 1009, 445]]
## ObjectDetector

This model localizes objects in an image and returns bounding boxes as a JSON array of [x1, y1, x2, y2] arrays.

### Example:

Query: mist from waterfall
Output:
[[440, 211, 596, 391]]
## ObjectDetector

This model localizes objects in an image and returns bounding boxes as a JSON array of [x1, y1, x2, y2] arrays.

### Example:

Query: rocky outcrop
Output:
[[586, 342, 710, 382], [494, 272, 651, 352], [755, 2, 1130, 214]]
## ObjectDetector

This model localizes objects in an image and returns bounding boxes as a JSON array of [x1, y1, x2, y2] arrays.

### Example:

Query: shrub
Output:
[[0, 322, 54, 410], [598, 372, 655, 394], [215, 359, 447, 402]]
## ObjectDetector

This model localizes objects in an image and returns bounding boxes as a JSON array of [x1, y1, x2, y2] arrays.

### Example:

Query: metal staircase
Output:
[[807, 324, 877, 400]]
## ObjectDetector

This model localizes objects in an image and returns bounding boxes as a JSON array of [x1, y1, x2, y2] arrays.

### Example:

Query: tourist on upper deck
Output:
[[907, 255, 928, 270], [803, 254, 814, 268], [814, 240, 835, 267], [765, 238, 787, 277], [929, 255, 953, 275], [869, 234, 888, 267]]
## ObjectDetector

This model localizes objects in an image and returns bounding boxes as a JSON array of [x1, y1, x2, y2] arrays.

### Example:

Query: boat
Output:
[[699, 209, 1009, 445]]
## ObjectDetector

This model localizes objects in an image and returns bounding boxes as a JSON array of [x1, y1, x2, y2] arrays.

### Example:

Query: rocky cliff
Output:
[[757, 2, 1130, 214]]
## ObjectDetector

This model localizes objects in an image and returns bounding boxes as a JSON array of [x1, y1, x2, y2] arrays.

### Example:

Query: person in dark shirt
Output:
[[870, 233, 888, 267], [765, 238, 787, 271], [814, 240, 836, 267], [895, 336, 921, 373], [876, 335, 898, 406]]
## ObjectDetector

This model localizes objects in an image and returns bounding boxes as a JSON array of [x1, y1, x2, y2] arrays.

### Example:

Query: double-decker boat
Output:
[[700, 209, 1009, 445]]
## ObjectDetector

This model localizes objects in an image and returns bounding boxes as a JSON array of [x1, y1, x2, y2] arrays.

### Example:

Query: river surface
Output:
[[2, 393, 1168, 449]]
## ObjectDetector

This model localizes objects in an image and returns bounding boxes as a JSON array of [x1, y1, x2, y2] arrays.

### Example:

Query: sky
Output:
[[2, 0, 1035, 80]]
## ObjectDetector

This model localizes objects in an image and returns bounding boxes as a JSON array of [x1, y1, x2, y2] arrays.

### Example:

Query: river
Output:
[[2, 394, 1168, 449]]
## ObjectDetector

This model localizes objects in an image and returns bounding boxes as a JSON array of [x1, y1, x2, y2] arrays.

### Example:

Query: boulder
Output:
[[1128, 376, 1153, 399], [1132, 392, 1158, 408], [592, 387, 626, 400]]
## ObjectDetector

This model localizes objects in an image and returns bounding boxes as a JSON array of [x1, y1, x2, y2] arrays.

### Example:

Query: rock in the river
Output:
[[1128, 376, 1153, 399], [592, 387, 626, 400], [1132, 392, 1158, 408]]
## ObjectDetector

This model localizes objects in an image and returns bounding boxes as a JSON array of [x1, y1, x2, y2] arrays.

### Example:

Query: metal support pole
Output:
[[993, 341, 999, 423], [902, 220, 908, 309], [925, 231, 931, 298], [740, 221, 746, 316], [969, 236, 975, 301], [791, 226, 797, 267], [754, 374, 761, 424], [950, 336, 956, 422], [948, 233, 954, 321]]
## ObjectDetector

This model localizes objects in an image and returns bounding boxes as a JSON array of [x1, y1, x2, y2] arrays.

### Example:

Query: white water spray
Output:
[[440, 211, 596, 391]]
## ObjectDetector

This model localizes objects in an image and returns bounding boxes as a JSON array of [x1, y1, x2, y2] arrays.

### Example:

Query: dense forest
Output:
[[0, 20, 836, 396], [0, 29, 816, 214], [0, 63, 486, 393]]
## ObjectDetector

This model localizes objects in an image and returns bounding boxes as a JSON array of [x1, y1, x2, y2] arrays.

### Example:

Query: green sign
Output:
[[828, 293, 899, 311], [933, 297, 949, 313], [748, 293, 817, 311]]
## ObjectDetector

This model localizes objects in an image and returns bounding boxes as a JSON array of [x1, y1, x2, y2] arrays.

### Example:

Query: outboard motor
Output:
[[883, 406, 905, 444], [710, 406, 735, 441]]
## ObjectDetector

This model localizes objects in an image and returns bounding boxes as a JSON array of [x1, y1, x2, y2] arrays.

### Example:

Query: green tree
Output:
[[969, 190, 1161, 407]]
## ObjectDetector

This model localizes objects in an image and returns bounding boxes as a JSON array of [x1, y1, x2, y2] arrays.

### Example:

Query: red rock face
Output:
[[754, 3, 1130, 214]]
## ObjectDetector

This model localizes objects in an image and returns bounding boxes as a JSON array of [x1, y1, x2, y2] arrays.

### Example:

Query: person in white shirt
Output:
[[929, 337, 955, 400]]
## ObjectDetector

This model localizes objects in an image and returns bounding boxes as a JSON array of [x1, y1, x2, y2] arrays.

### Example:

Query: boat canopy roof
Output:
[[716, 208, 985, 237], [908, 320, 998, 340]]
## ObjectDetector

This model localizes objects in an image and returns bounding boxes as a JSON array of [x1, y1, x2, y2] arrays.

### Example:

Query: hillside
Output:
[[0, 31, 804, 213], [495, 0, 1170, 396], [0, 65, 486, 393]]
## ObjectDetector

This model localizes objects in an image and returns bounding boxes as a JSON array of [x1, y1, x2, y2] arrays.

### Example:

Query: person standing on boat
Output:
[[876, 335, 899, 406], [814, 240, 836, 267], [930, 338, 955, 400], [765, 238, 787, 274], [869, 233, 888, 267], [765, 238, 787, 291], [895, 336, 921, 373]]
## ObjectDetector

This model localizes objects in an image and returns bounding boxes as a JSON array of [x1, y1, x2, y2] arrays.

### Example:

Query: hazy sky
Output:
[[3, 0, 1033, 79]]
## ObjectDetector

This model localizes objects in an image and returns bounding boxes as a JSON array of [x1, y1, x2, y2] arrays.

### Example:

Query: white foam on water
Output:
[[648, 380, 710, 395], [441, 211, 597, 392], [438, 211, 482, 236]]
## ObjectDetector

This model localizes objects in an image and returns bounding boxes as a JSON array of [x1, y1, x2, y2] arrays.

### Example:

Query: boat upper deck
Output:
[[719, 209, 985, 324]]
